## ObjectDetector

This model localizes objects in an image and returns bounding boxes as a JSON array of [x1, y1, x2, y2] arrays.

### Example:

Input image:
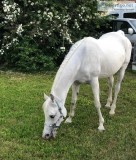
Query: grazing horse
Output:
[[42, 31, 132, 139]]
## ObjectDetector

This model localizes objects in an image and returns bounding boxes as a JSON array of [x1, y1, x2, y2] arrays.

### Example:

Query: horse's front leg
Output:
[[105, 76, 114, 108], [91, 77, 105, 131], [65, 82, 80, 123]]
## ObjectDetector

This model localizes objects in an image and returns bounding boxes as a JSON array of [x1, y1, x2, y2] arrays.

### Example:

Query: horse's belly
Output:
[[100, 53, 125, 78]]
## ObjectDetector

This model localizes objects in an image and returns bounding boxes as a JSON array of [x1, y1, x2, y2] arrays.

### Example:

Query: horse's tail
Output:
[[125, 37, 132, 64], [117, 30, 125, 36]]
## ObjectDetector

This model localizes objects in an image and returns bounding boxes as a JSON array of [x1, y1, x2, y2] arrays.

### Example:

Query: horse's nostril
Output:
[[45, 134, 50, 138]]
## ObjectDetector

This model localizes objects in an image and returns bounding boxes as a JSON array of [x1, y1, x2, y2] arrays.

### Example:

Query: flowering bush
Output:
[[0, 0, 108, 71]]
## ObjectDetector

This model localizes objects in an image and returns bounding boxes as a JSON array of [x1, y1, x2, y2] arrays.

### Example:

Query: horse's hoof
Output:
[[105, 104, 111, 109], [109, 110, 115, 115], [65, 117, 72, 123], [98, 126, 105, 131]]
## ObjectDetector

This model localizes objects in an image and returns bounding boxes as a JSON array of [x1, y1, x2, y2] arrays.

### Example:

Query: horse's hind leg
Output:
[[65, 82, 80, 123], [109, 64, 128, 115], [105, 76, 114, 108], [91, 77, 105, 131]]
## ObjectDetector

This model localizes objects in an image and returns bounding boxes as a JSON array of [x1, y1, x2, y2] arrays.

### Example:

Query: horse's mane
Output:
[[58, 39, 84, 73], [51, 38, 85, 91]]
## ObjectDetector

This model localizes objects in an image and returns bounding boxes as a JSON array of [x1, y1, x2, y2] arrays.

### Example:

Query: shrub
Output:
[[2, 36, 55, 71], [0, 0, 109, 71]]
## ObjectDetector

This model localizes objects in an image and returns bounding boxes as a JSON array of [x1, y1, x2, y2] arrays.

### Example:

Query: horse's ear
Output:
[[44, 93, 49, 100], [50, 94, 54, 102]]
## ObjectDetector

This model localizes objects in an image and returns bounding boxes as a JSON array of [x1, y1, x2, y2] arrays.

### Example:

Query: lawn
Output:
[[0, 70, 136, 160]]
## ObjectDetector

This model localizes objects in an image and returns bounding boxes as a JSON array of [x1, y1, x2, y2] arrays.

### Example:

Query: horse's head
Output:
[[42, 93, 67, 139]]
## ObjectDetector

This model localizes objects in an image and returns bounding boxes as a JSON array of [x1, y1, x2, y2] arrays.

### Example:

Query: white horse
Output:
[[42, 31, 132, 139]]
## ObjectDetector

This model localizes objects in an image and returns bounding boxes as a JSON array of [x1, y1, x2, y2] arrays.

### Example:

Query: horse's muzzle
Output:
[[42, 133, 53, 140], [42, 129, 57, 140], [45, 134, 52, 139]]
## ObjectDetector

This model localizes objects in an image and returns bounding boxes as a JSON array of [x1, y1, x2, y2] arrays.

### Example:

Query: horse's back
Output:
[[78, 31, 131, 78], [97, 31, 131, 77]]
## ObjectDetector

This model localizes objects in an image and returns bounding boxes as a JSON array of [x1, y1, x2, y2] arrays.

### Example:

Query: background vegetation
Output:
[[0, 70, 136, 160], [0, 0, 110, 71]]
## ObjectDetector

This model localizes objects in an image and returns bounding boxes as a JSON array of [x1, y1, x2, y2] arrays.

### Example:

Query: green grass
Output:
[[0, 70, 136, 160]]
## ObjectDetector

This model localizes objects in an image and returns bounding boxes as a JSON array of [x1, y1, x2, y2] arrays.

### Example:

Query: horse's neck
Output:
[[51, 69, 75, 104], [51, 39, 85, 104], [51, 61, 79, 104]]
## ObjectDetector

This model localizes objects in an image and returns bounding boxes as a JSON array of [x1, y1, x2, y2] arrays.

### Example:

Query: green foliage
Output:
[[0, 0, 109, 71], [3, 36, 55, 71]]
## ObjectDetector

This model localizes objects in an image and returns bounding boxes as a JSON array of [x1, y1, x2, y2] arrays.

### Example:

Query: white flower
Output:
[[3, 5, 10, 12], [16, 24, 24, 36], [60, 47, 65, 52], [31, 2, 34, 6], [60, 47, 65, 50], [37, 21, 40, 24], [5, 43, 12, 49], [43, 11, 47, 15], [0, 49, 4, 55], [12, 38, 18, 43], [48, 12, 53, 17], [2, 1, 21, 22], [17, 8, 20, 13], [55, 15, 60, 19]]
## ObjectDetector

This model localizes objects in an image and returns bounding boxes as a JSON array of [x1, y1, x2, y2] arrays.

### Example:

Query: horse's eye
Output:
[[50, 115, 55, 119]]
